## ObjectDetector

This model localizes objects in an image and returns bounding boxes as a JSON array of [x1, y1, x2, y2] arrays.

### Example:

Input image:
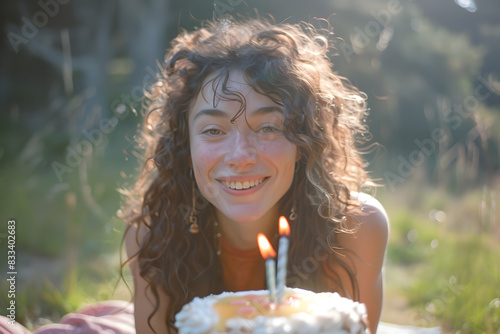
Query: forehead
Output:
[[193, 70, 282, 107], [196, 70, 252, 104], [188, 69, 284, 124]]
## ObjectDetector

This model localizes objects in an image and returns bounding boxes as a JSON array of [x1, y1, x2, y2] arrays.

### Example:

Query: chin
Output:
[[221, 206, 270, 224], [225, 213, 264, 225]]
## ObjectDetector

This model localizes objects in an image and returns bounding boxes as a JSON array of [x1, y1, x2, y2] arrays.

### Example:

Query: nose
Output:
[[224, 131, 257, 170]]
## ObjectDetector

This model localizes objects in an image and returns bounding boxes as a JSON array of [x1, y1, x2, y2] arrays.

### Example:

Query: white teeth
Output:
[[222, 178, 265, 190]]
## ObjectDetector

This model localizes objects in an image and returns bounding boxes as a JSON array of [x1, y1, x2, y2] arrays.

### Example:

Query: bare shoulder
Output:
[[333, 192, 389, 333], [348, 191, 390, 241], [336, 192, 390, 263]]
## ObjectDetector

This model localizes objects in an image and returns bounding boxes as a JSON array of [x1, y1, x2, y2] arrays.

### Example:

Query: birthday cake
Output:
[[174, 287, 368, 334]]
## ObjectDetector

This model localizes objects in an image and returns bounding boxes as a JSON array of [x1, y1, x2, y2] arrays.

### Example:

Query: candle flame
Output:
[[279, 216, 290, 236], [257, 233, 276, 259]]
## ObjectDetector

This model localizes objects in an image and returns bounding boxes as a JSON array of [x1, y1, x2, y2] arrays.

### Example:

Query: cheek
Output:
[[265, 141, 297, 164], [191, 143, 218, 179], [191, 145, 223, 203]]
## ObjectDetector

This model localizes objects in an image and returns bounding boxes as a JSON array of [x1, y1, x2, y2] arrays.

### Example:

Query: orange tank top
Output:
[[219, 237, 266, 292]]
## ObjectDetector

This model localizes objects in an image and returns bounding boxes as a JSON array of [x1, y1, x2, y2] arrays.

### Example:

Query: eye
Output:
[[202, 128, 223, 136], [261, 126, 277, 133], [260, 125, 281, 133], [256, 124, 283, 140]]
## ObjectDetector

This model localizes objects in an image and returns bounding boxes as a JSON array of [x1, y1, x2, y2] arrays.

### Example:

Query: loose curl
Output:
[[121, 17, 374, 333]]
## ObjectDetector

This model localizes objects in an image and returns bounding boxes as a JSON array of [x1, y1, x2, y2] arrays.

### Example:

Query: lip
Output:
[[216, 176, 269, 195]]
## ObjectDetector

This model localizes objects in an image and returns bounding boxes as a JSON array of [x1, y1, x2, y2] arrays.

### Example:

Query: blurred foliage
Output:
[[381, 176, 500, 333], [1, 0, 499, 331], [408, 235, 500, 333], [386, 210, 439, 264]]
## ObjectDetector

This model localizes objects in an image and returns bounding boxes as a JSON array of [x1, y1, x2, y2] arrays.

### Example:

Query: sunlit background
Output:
[[1, 0, 499, 332]]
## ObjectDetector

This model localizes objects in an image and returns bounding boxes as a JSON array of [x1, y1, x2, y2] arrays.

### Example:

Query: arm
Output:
[[335, 193, 389, 334], [125, 224, 171, 334]]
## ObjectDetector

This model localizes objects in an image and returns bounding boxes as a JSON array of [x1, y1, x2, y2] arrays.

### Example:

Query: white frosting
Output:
[[175, 288, 367, 334], [175, 296, 219, 334]]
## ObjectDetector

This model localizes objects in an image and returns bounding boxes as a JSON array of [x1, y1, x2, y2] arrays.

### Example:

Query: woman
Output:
[[122, 17, 389, 334]]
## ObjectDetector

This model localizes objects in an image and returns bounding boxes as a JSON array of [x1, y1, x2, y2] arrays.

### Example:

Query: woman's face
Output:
[[188, 70, 298, 225]]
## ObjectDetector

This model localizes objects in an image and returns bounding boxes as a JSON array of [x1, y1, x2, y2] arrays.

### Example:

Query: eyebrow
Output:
[[192, 106, 283, 121]]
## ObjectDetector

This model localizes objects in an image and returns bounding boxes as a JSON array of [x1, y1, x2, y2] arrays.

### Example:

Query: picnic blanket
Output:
[[0, 301, 134, 334]]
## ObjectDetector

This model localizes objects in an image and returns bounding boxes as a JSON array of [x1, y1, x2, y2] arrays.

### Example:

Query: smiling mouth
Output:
[[219, 177, 268, 190]]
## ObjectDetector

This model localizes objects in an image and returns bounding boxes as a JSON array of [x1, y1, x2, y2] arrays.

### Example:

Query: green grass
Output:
[[381, 180, 500, 333], [386, 209, 440, 264], [406, 235, 500, 333]]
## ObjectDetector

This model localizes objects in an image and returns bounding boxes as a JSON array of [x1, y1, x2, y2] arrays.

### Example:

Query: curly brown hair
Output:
[[121, 17, 374, 333]]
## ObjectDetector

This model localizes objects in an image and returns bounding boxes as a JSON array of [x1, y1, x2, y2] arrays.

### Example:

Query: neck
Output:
[[216, 207, 280, 250]]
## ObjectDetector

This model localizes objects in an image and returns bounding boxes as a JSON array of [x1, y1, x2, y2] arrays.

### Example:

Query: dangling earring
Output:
[[214, 221, 221, 256], [189, 179, 199, 234], [289, 164, 298, 221], [289, 203, 297, 221]]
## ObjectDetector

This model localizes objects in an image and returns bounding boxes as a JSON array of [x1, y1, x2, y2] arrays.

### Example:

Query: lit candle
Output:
[[257, 233, 277, 303], [276, 216, 290, 303]]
